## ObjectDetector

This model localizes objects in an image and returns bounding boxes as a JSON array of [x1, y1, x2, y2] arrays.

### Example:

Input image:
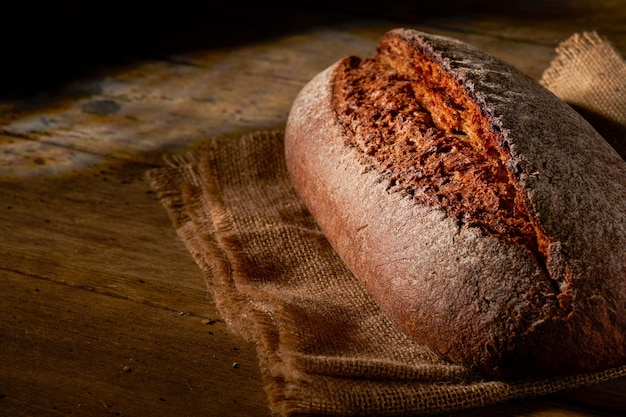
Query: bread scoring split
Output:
[[332, 42, 546, 263]]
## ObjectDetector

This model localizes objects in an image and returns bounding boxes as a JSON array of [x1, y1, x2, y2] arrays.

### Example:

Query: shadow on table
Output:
[[1, 0, 587, 99]]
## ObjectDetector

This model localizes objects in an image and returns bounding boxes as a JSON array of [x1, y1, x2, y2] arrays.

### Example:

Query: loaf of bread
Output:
[[284, 28, 626, 377]]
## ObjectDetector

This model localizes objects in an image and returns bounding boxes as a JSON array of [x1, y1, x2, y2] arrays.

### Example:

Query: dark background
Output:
[[1, 1, 598, 98]]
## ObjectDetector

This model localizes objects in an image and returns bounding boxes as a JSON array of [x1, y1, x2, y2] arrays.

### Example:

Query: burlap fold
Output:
[[540, 31, 626, 158], [146, 32, 626, 416]]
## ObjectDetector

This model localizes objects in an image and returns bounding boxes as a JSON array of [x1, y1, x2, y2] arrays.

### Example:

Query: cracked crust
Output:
[[284, 28, 626, 377]]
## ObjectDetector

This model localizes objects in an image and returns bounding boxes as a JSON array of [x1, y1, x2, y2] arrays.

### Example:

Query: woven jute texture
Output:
[[540, 31, 626, 159], [146, 32, 626, 416]]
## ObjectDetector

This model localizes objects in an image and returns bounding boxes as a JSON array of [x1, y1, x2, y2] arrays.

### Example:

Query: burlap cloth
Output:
[[146, 32, 626, 416]]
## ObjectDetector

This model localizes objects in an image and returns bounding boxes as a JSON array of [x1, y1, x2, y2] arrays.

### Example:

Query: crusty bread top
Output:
[[285, 28, 626, 376]]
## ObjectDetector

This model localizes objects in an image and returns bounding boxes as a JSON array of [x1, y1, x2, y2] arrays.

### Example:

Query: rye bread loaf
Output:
[[284, 28, 626, 377]]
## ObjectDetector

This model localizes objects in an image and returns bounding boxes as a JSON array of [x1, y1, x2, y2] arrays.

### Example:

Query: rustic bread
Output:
[[284, 28, 626, 377]]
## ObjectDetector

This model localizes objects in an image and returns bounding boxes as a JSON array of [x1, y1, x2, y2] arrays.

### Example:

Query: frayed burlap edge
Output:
[[540, 31, 626, 158]]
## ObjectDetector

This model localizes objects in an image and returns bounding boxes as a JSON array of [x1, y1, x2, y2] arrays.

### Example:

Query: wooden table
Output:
[[1, 1, 625, 416]]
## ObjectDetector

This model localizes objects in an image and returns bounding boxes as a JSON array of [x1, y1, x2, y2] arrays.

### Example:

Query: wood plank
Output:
[[1, 57, 301, 166], [0, 139, 271, 416], [0, 137, 214, 314], [0, 268, 269, 417]]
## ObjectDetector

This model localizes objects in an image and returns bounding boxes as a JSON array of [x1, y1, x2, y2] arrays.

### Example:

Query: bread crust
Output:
[[284, 28, 626, 377]]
